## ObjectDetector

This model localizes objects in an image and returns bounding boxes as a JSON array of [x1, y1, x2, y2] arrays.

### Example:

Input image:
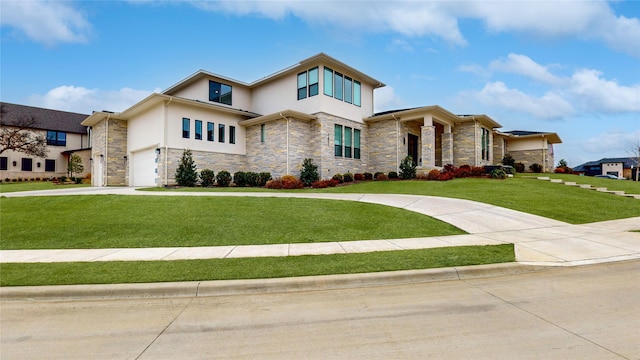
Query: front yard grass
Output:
[[0, 182, 88, 193], [0, 244, 514, 286], [0, 195, 465, 250]]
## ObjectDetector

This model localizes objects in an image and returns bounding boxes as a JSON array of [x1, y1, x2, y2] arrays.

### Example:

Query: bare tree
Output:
[[629, 139, 640, 181], [0, 104, 48, 158]]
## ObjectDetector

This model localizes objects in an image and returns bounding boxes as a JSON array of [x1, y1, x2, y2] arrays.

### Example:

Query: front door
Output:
[[407, 134, 419, 165]]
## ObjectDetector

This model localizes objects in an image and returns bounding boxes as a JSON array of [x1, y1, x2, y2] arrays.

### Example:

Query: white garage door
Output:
[[132, 148, 157, 187]]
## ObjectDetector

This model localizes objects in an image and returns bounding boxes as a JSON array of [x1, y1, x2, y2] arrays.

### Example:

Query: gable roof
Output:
[[500, 130, 562, 144], [367, 107, 501, 128], [0, 102, 88, 134]]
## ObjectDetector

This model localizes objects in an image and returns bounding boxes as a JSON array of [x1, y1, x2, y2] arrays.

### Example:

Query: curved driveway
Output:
[[2, 187, 640, 266]]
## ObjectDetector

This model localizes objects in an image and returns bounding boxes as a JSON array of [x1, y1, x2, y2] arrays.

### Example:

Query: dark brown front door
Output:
[[408, 134, 419, 165]]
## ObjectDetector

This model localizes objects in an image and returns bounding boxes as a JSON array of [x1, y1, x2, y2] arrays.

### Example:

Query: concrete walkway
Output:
[[2, 187, 639, 267]]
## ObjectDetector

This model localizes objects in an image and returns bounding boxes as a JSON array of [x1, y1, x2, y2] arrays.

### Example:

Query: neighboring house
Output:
[[574, 157, 639, 179], [82, 53, 561, 187], [495, 130, 562, 173], [0, 102, 91, 181]]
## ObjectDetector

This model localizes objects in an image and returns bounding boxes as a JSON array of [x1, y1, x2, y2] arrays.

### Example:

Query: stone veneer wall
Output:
[[508, 149, 552, 172], [452, 122, 476, 167], [493, 135, 506, 165], [366, 119, 399, 173], [316, 113, 368, 178], [91, 118, 128, 186], [158, 148, 247, 186]]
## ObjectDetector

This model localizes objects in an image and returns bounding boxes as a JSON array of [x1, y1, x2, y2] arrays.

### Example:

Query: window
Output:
[[195, 120, 202, 140], [334, 125, 343, 157], [46, 130, 66, 146], [297, 72, 307, 100], [218, 124, 225, 143], [344, 76, 353, 104], [324, 67, 333, 96], [260, 124, 265, 143], [481, 128, 490, 160], [207, 122, 214, 141], [209, 80, 232, 105], [182, 118, 190, 138], [297, 67, 319, 100], [354, 129, 361, 159], [344, 127, 352, 158], [308, 67, 319, 97], [45, 159, 55, 172], [229, 126, 236, 144], [334, 72, 344, 100], [0, 157, 7, 170], [353, 81, 361, 106], [21, 158, 32, 172]]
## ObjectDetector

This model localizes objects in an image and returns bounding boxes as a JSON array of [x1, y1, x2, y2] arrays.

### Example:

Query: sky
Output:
[[1, 0, 639, 167]]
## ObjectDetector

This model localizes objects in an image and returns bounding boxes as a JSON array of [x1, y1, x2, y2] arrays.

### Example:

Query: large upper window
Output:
[[46, 130, 66, 146], [297, 67, 319, 100], [195, 120, 202, 140], [182, 118, 190, 138], [209, 80, 232, 105], [324, 67, 361, 107]]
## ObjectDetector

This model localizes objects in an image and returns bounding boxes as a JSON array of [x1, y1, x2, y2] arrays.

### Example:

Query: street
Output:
[[2, 261, 639, 359]]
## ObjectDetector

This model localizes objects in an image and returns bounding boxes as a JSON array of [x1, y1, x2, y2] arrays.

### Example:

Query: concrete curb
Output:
[[0, 262, 551, 301]]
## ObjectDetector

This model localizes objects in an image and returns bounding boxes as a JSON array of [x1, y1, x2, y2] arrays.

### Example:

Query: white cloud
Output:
[[582, 129, 640, 155], [0, 0, 91, 46], [374, 86, 406, 113], [28, 86, 160, 114], [568, 69, 640, 113], [471, 81, 574, 119], [489, 54, 562, 85]]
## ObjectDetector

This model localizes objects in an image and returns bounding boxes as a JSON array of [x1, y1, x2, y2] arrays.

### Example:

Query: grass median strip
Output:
[[0, 244, 514, 286]]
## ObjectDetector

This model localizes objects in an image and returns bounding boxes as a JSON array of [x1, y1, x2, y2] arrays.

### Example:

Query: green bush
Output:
[[233, 171, 247, 187], [490, 168, 507, 179], [399, 155, 417, 179], [300, 158, 319, 187], [216, 170, 232, 187], [332, 174, 344, 183], [175, 149, 198, 187], [363, 172, 373, 181], [514, 162, 525, 173], [374, 172, 384, 180], [502, 154, 516, 167], [388, 171, 398, 179], [343, 172, 354, 183], [529, 163, 543, 173], [200, 169, 215, 187], [257, 172, 272, 187]]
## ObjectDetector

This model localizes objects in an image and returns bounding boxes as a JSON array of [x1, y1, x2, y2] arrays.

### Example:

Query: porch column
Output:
[[442, 124, 453, 166]]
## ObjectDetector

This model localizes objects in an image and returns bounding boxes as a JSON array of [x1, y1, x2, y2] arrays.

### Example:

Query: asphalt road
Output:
[[2, 261, 639, 359]]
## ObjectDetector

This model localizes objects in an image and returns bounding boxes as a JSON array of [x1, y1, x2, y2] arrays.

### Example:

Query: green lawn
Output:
[[0, 195, 464, 250], [0, 182, 88, 193], [143, 176, 640, 224], [0, 244, 514, 286]]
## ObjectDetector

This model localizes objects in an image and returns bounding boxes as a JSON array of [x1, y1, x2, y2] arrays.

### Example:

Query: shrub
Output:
[[74, 177, 82, 184], [455, 165, 471, 178], [354, 173, 365, 181], [4, 178, 10, 183], [470, 166, 486, 177], [175, 149, 198, 187], [265, 178, 283, 189], [514, 162, 525, 173], [427, 169, 441, 180], [311, 179, 340, 188], [200, 169, 215, 187], [416, 172, 429, 180], [442, 164, 456, 174], [59, 176, 67, 183], [343, 172, 354, 183], [373, 171, 384, 180], [439, 172, 455, 181], [502, 154, 516, 167], [282, 177, 304, 189], [257, 172, 272, 187], [399, 155, 417, 179], [388, 171, 398, 179], [376, 173, 389, 181], [216, 170, 232, 187], [529, 163, 543, 173], [11, 178, 17, 182], [554, 167, 565, 173], [246, 172, 259, 187], [490, 168, 507, 179], [300, 158, 319, 187], [363, 172, 373, 181], [233, 171, 248, 187], [332, 173, 344, 183]]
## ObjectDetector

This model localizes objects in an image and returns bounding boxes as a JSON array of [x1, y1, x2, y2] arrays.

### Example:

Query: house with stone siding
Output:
[[81, 53, 561, 187]]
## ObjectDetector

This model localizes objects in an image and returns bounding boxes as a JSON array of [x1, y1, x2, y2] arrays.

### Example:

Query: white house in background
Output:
[[81, 53, 561, 187], [0, 102, 90, 181]]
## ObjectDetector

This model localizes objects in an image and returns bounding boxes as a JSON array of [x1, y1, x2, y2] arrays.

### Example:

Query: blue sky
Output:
[[1, 0, 639, 167]]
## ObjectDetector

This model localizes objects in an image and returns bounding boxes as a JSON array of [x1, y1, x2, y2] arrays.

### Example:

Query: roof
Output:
[[574, 157, 639, 171], [368, 107, 501, 128], [500, 130, 562, 144], [163, 52, 385, 95], [0, 102, 88, 134]]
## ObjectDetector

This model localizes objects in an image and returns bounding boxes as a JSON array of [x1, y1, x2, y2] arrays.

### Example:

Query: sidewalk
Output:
[[2, 187, 640, 267]]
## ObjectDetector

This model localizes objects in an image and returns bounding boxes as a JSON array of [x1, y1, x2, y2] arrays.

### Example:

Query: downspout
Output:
[[392, 114, 399, 171], [280, 113, 289, 175], [164, 98, 172, 186], [105, 114, 110, 186]]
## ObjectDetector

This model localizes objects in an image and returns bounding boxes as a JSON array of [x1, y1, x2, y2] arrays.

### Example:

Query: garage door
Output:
[[132, 148, 157, 187]]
